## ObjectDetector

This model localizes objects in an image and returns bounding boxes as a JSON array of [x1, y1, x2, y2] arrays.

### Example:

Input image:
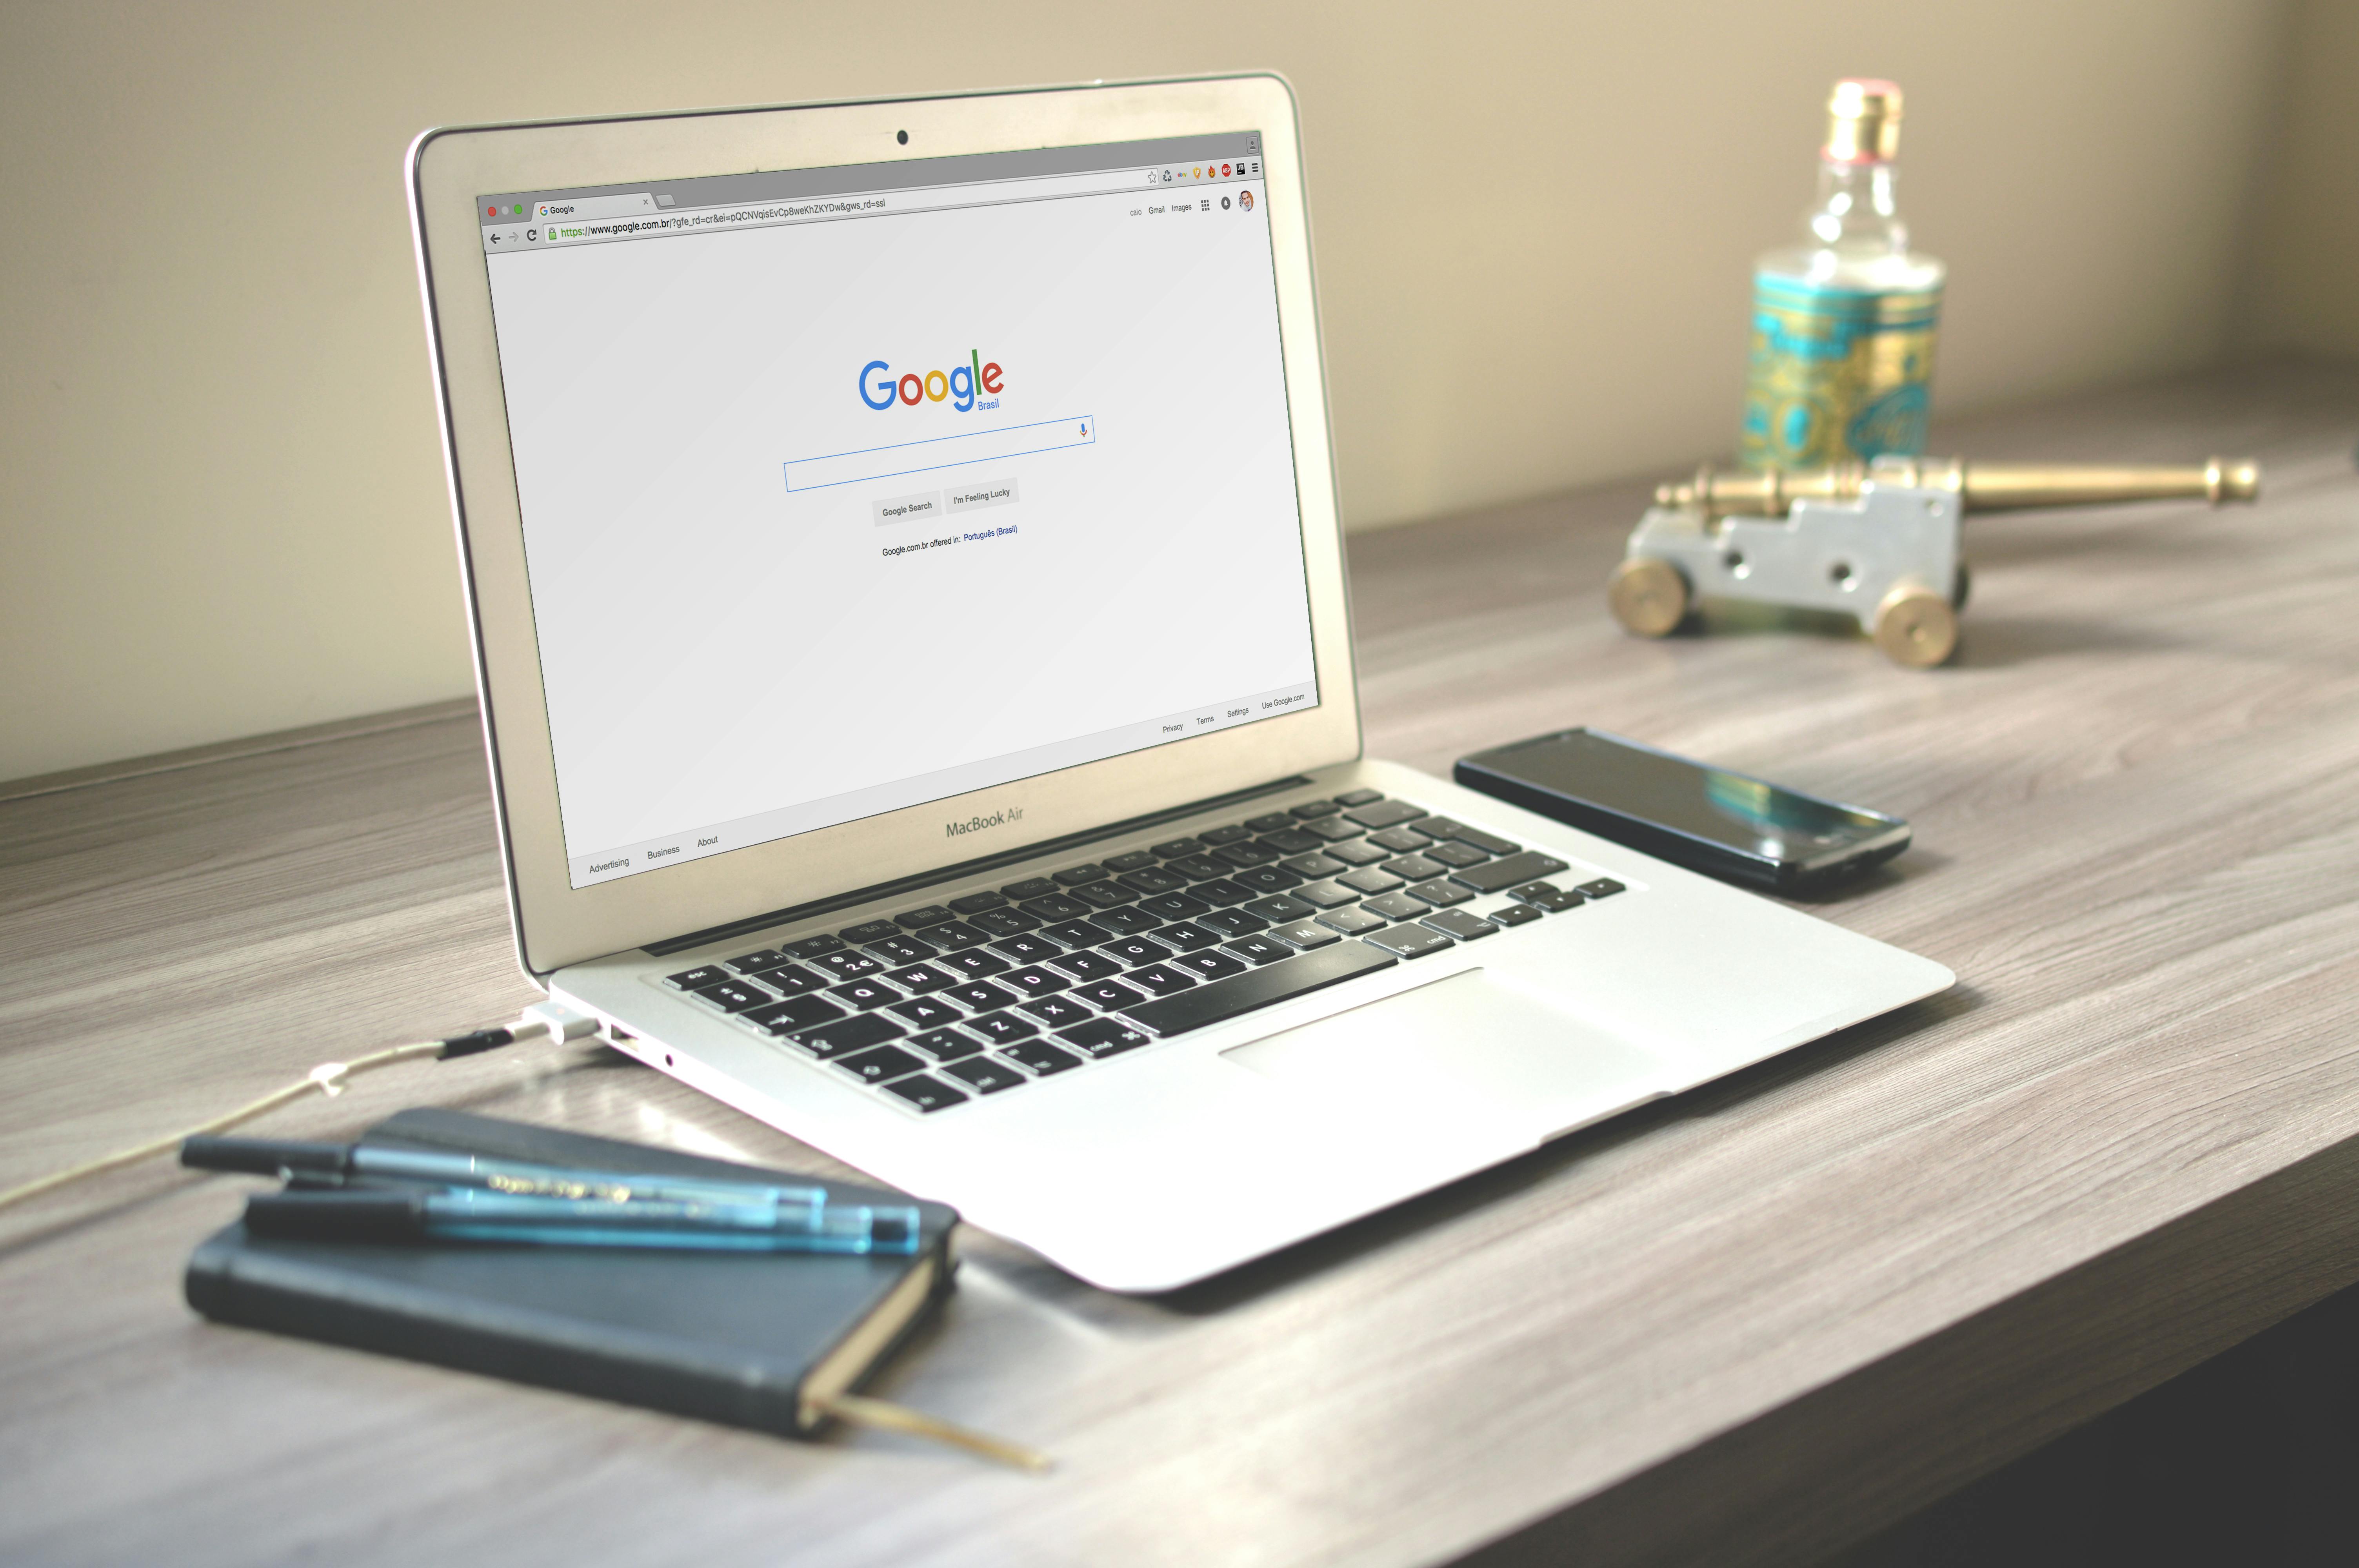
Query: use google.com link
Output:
[[562, 197, 888, 241]]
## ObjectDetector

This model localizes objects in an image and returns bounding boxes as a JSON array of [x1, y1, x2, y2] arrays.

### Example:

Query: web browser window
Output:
[[476, 134, 1316, 888]]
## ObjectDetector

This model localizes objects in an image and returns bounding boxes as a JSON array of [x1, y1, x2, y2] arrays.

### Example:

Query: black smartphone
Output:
[[1454, 728, 1910, 895]]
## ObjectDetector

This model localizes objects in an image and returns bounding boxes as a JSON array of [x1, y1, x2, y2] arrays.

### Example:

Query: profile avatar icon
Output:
[[1239, 189, 1254, 212]]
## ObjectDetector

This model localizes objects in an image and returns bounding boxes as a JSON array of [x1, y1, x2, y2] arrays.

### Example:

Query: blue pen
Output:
[[182, 1134, 829, 1214], [242, 1187, 925, 1254]]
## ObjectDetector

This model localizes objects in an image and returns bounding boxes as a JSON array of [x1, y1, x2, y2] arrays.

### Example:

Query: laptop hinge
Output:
[[640, 775, 1317, 958]]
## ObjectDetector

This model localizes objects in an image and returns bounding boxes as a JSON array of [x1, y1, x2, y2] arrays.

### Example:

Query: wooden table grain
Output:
[[5, 363, 2357, 1568]]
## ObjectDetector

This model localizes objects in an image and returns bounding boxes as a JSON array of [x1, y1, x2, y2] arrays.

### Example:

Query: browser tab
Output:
[[526, 192, 658, 223]]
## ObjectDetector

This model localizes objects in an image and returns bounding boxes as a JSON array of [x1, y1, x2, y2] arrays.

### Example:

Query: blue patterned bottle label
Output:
[[1740, 274, 1941, 469]]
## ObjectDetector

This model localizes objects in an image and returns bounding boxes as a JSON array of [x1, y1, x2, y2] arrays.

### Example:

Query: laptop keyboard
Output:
[[653, 791, 1627, 1115]]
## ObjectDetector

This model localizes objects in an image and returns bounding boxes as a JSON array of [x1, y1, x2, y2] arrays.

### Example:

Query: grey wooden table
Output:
[[5, 363, 2357, 1568]]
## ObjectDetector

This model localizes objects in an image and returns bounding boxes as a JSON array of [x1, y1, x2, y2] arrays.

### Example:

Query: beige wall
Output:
[[0, 0, 2326, 780], [2240, 0, 2359, 354]]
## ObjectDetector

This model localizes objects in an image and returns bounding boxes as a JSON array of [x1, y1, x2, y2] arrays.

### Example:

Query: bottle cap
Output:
[[1825, 78, 1903, 163]]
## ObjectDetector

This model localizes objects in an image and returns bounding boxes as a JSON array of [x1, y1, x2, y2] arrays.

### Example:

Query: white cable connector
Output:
[[518, 1000, 601, 1044]]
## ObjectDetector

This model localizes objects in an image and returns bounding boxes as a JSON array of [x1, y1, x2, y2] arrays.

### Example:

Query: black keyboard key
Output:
[[941, 948, 1011, 979], [1045, 949, 1125, 983], [1316, 906, 1389, 935], [1450, 849, 1573, 894], [1102, 935, 1174, 967], [949, 890, 1010, 915], [723, 949, 789, 975], [1290, 799, 1342, 818], [1242, 894, 1316, 924], [1163, 855, 1232, 882], [1345, 799, 1428, 829], [1120, 866, 1190, 896], [1060, 1018, 1153, 1059], [1125, 963, 1197, 996], [1198, 824, 1252, 846], [1360, 891, 1429, 921], [1017, 994, 1096, 1029], [1174, 949, 1250, 982], [1095, 905, 1165, 937], [1421, 909, 1498, 942], [1281, 852, 1348, 878], [1191, 879, 1256, 907], [1228, 865, 1305, 895], [839, 919, 900, 944], [1001, 1040, 1084, 1076], [1000, 965, 1070, 998], [1042, 919, 1114, 948], [1334, 788, 1384, 807], [813, 951, 883, 981], [748, 963, 831, 996], [1212, 840, 1281, 868], [1486, 901, 1543, 928], [1074, 978, 1149, 1011], [1198, 907, 1269, 938], [946, 979, 1021, 1013], [895, 905, 955, 928], [1324, 838, 1391, 865], [791, 1014, 904, 1056], [1303, 816, 1367, 842], [1365, 924, 1454, 959], [1423, 841, 1490, 869], [1269, 920, 1341, 949], [919, 919, 990, 951], [882, 1074, 967, 1112], [834, 1045, 927, 1085], [1406, 878, 1473, 908], [1578, 878, 1628, 899], [1103, 850, 1158, 873], [1522, 887, 1587, 913], [991, 933, 1065, 965], [1020, 893, 1092, 923], [1152, 837, 1205, 858], [1120, 940, 1398, 1037], [1001, 877, 1059, 900], [866, 934, 938, 965], [966, 907, 1041, 938], [887, 996, 965, 1031], [1421, 818, 1519, 855], [783, 934, 846, 959], [692, 978, 771, 1013], [1243, 812, 1293, 833], [1291, 879, 1363, 910], [1138, 892, 1213, 922], [664, 965, 728, 991], [1367, 826, 1433, 854], [1152, 920, 1225, 952], [1339, 866, 1405, 895], [1385, 854, 1448, 882], [965, 1011, 1039, 1045], [944, 1056, 1026, 1093], [1256, 829, 1325, 856], [1067, 881, 1133, 911], [906, 1027, 985, 1061], [832, 978, 904, 1010], [742, 994, 848, 1034], [1222, 935, 1293, 965], [1053, 864, 1110, 886]]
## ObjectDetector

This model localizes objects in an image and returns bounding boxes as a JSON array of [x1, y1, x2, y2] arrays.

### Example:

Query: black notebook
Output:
[[184, 1108, 959, 1437]]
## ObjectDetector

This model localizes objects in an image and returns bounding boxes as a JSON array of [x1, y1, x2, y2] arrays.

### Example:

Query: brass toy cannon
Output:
[[1608, 456, 2261, 667]]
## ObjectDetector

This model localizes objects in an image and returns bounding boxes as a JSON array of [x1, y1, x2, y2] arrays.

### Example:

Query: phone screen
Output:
[[1485, 730, 1895, 860]]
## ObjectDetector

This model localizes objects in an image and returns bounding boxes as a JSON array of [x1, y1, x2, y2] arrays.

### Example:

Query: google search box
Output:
[[783, 416, 1096, 493]]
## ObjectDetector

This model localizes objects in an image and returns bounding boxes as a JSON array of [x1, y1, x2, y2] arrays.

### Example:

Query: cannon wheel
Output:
[[1873, 580, 1959, 668], [1608, 557, 1690, 637]]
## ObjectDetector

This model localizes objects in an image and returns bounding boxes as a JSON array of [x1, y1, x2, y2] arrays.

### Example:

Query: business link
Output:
[[881, 524, 1018, 559]]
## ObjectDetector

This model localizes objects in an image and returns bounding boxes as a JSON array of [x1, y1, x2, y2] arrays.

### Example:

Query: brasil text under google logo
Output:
[[859, 352, 1005, 412]]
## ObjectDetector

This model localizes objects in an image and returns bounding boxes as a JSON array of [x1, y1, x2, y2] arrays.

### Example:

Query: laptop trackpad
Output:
[[1220, 969, 1669, 1141]]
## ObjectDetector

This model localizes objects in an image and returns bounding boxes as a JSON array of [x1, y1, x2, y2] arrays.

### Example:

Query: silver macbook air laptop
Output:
[[408, 74, 1952, 1292]]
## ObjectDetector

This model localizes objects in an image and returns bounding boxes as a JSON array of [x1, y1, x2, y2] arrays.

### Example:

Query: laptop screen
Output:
[[475, 134, 1319, 888]]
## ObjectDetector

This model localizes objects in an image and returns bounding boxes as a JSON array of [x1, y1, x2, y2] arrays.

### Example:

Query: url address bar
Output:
[[538, 166, 1177, 249]]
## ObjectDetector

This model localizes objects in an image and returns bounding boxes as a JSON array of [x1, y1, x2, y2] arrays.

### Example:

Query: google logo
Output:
[[859, 352, 1005, 413]]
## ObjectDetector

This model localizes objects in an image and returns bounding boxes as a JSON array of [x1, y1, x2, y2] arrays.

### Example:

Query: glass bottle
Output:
[[1739, 79, 1945, 470]]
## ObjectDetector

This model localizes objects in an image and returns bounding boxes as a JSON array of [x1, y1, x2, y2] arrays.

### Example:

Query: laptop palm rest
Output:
[[1220, 969, 1670, 1143]]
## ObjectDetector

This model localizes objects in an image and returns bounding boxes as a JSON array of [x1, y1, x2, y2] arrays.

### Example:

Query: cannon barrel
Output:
[[1654, 456, 2261, 518]]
